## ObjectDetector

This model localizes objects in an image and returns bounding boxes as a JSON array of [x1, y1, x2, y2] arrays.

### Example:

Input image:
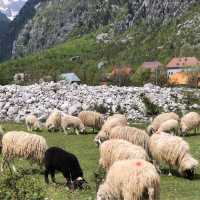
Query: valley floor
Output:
[[0, 123, 200, 200]]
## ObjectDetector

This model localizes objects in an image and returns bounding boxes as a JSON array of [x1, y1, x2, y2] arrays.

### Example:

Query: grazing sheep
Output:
[[99, 139, 149, 171], [180, 112, 200, 135], [45, 110, 61, 132], [94, 116, 127, 145], [61, 114, 85, 135], [147, 112, 179, 135], [108, 126, 150, 153], [44, 147, 87, 190], [149, 132, 198, 179], [97, 159, 160, 200], [25, 114, 42, 132], [156, 119, 180, 135], [78, 111, 104, 133], [1, 131, 48, 173]]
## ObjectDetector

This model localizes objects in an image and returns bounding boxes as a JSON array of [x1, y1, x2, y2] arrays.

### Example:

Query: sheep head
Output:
[[179, 154, 198, 180]]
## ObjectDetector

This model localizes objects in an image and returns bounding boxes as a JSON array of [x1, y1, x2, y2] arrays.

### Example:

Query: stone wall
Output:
[[0, 81, 196, 122]]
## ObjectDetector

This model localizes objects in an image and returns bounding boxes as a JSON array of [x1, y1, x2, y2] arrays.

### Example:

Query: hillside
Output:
[[0, 1, 200, 85]]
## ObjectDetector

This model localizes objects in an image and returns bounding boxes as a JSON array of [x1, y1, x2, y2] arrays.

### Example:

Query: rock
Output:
[[0, 81, 195, 122]]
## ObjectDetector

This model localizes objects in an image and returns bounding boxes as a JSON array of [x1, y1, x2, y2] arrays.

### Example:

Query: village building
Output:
[[59, 73, 81, 84], [166, 57, 200, 78], [141, 61, 162, 72]]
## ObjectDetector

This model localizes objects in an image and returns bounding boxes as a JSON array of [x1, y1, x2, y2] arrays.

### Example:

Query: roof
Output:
[[166, 57, 200, 68], [60, 73, 81, 82], [141, 61, 162, 70]]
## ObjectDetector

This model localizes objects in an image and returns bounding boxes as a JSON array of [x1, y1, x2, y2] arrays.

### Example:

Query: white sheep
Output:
[[78, 111, 104, 133], [25, 114, 42, 132], [156, 119, 180, 135], [1, 131, 48, 173], [97, 159, 160, 200], [94, 115, 127, 145], [180, 112, 200, 135], [99, 139, 149, 171], [45, 110, 61, 132], [147, 112, 179, 135], [149, 132, 198, 179], [61, 114, 85, 135], [108, 125, 150, 153]]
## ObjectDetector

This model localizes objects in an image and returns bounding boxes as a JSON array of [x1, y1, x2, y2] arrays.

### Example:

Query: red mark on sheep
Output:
[[134, 162, 142, 167]]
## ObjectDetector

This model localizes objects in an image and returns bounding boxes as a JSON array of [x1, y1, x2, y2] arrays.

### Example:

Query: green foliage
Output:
[[131, 68, 151, 86], [0, 172, 46, 200]]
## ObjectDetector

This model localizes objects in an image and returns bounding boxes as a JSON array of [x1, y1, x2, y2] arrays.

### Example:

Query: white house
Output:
[[166, 57, 200, 78]]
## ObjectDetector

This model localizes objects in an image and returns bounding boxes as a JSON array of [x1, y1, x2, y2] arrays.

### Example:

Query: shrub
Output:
[[0, 171, 46, 200]]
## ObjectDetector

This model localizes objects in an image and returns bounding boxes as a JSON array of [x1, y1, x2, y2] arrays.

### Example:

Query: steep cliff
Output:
[[12, 0, 198, 58]]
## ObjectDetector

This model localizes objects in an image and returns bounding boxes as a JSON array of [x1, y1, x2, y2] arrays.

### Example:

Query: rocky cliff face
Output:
[[12, 0, 198, 58]]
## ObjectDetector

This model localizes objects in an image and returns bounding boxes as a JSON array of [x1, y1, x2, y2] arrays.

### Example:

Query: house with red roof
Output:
[[166, 57, 200, 78], [141, 61, 162, 72]]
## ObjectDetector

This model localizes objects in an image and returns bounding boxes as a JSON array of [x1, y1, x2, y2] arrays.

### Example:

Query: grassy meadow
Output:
[[0, 122, 200, 200]]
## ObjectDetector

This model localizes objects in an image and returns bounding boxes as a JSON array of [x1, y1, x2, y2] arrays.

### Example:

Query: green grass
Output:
[[0, 122, 200, 200]]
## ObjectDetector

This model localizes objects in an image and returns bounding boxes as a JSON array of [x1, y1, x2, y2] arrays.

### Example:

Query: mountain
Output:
[[12, 0, 198, 58], [0, 12, 10, 61], [0, 0, 200, 85], [0, 11, 10, 33], [0, 0, 27, 20]]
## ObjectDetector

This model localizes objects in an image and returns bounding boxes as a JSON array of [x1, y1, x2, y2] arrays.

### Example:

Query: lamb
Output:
[[44, 147, 88, 190], [1, 131, 48, 173], [97, 159, 160, 200], [78, 111, 104, 133], [94, 115, 127, 145], [147, 112, 180, 135], [149, 132, 198, 179], [108, 126, 150, 153], [180, 112, 200, 135], [156, 119, 180, 135], [99, 139, 149, 171], [45, 110, 61, 132], [25, 114, 42, 132], [61, 114, 85, 135]]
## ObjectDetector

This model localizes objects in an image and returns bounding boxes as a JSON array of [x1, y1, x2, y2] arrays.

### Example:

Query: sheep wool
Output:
[[156, 119, 180, 135], [97, 159, 160, 200], [2, 131, 48, 167], [78, 111, 104, 130], [109, 126, 150, 153], [149, 132, 198, 179], [94, 116, 127, 144], [147, 112, 179, 135], [61, 114, 85, 135], [25, 114, 41, 131], [180, 112, 200, 135], [99, 139, 149, 171], [45, 110, 61, 131]]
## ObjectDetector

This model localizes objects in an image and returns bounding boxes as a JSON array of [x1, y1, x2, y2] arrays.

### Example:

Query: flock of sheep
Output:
[[0, 110, 199, 199]]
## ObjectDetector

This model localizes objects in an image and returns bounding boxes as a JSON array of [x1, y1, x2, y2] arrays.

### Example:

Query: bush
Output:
[[0, 171, 46, 200], [131, 68, 151, 86], [141, 94, 163, 116]]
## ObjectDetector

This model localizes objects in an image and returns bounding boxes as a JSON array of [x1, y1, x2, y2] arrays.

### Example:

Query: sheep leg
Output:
[[168, 165, 172, 176], [153, 160, 161, 174], [0, 157, 6, 172], [63, 127, 68, 135], [75, 128, 79, 135], [50, 170, 56, 183], [11, 164, 17, 174], [45, 169, 50, 184]]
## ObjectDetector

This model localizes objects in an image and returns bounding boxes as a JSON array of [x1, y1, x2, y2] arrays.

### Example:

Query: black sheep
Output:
[[44, 147, 87, 190]]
